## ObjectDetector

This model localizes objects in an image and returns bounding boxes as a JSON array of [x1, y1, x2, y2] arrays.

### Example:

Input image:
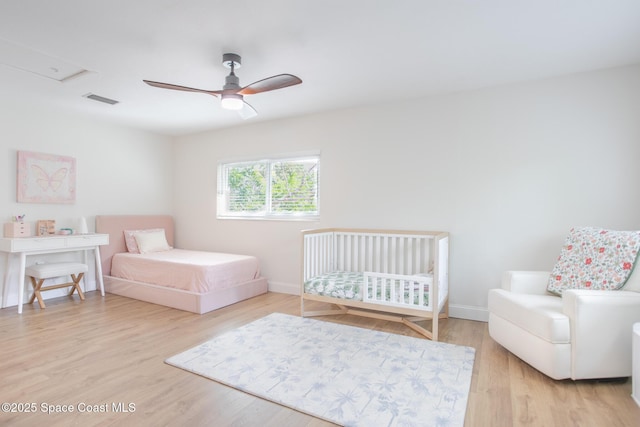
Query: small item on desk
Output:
[[4, 221, 30, 238], [77, 217, 89, 234], [36, 220, 56, 236], [58, 228, 74, 235]]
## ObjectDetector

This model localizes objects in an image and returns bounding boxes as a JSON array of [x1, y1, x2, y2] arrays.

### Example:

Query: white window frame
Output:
[[217, 152, 320, 220]]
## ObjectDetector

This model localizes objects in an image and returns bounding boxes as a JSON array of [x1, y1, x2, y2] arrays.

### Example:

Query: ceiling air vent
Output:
[[83, 93, 119, 105]]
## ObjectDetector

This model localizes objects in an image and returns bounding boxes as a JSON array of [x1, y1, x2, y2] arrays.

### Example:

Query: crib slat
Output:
[[390, 237, 396, 274], [339, 233, 344, 271], [415, 239, 420, 274], [408, 278, 414, 305], [353, 234, 358, 271], [406, 238, 412, 275], [307, 235, 313, 279], [398, 237, 404, 275], [327, 233, 332, 271], [318, 234, 323, 275], [359, 234, 364, 271], [390, 278, 396, 303], [382, 237, 388, 273], [329, 233, 335, 271], [321, 235, 324, 273], [308, 236, 312, 278], [375, 235, 381, 272], [313, 235, 317, 277]]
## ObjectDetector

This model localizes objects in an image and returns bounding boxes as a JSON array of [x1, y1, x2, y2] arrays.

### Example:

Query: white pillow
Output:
[[134, 229, 172, 254], [124, 228, 164, 253]]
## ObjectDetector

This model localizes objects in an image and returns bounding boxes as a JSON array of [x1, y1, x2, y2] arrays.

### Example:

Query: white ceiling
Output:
[[1, 1, 639, 136]]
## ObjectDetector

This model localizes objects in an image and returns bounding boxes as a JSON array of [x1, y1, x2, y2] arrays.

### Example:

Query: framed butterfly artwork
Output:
[[17, 151, 76, 204]]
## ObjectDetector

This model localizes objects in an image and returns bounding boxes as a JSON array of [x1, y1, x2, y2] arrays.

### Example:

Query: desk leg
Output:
[[2, 254, 11, 309], [94, 246, 105, 296], [18, 252, 26, 314], [81, 250, 87, 292]]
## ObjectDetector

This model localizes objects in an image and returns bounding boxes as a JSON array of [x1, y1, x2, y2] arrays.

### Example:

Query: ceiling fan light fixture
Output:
[[221, 93, 244, 110]]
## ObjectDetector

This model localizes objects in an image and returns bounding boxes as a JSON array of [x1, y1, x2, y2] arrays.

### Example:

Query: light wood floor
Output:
[[0, 291, 638, 427]]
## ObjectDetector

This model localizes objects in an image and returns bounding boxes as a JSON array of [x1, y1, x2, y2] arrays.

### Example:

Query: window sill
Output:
[[216, 215, 320, 222]]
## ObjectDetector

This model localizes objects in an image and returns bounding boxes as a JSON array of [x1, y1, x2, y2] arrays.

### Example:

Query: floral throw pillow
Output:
[[547, 227, 640, 295]]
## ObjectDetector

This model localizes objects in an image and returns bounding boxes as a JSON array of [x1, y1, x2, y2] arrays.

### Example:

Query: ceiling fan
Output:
[[143, 53, 302, 119]]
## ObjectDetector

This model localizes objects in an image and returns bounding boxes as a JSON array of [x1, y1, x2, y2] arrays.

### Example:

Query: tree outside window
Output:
[[218, 155, 319, 219]]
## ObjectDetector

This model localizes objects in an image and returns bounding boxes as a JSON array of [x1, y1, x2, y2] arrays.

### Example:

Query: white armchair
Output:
[[488, 270, 640, 380]]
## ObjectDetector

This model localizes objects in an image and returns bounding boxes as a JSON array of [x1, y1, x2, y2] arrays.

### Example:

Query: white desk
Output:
[[0, 234, 109, 313]]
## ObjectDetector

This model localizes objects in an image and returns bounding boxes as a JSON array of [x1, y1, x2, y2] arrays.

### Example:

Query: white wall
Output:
[[0, 100, 173, 308], [4, 64, 636, 318], [173, 64, 640, 321]]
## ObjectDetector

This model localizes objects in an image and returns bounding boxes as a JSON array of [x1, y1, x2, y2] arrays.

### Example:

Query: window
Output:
[[218, 154, 319, 219]]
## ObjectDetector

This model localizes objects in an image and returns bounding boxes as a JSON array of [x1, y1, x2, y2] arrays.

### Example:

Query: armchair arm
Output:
[[501, 271, 551, 294], [563, 289, 640, 379]]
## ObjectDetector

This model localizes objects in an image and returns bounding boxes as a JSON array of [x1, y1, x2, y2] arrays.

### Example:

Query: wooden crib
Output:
[[301, 228, 449, 340]]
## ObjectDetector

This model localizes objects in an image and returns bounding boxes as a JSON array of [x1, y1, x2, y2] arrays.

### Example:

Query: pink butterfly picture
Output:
[[17, 151, 76, 204], [30, 164, 68, 192]]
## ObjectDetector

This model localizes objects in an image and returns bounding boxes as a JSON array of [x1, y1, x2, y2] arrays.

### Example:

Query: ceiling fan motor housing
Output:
[[224, 73, 240, 91], [222, 53, 242, 91]]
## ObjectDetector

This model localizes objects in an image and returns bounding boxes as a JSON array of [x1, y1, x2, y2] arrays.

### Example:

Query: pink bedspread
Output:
[[111, 249, 261, 293]]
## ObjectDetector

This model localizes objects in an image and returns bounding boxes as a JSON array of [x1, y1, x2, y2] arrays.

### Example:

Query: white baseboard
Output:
[[449, 304, 489, 322], [269, 281, 489, 323], [268, 281, 300, 295]]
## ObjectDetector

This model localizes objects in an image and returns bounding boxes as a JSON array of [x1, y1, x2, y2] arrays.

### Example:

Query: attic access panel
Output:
[[0, 37, 89, 82]]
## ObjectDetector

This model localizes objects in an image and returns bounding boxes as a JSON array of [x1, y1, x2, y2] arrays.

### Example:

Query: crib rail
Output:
[[303, 229, 441, 280], [363, 271, 433, 310]]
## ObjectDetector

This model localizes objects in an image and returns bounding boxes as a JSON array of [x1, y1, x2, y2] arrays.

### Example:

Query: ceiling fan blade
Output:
[[238, 74, 302, 95], [238, 100, 258, 120], [143, 80, 222, 96]]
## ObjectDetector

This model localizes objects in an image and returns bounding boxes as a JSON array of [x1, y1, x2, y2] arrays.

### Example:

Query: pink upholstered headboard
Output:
[[95, 215, 175, 276]]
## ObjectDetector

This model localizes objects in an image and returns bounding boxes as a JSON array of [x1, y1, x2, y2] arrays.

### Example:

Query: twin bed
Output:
[[95, 215, 268, 314]]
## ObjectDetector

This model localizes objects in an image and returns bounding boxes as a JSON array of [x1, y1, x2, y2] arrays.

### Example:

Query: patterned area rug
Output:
[[166, 313, 475, 427]]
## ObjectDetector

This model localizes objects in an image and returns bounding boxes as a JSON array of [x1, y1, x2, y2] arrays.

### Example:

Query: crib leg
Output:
[[432, 313, 439, 341], [401, 318, 434, 340]]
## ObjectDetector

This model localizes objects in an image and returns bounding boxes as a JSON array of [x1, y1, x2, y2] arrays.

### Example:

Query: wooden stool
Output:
[[25, 262, 88, 309]]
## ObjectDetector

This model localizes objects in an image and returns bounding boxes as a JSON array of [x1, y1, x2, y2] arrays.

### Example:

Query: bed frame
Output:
[[301, 228, 449, 340], [95, 215, 268, 314]]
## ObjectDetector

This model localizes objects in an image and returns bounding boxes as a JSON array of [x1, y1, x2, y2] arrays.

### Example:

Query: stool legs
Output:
[[28, 277, 46, 309], [28, 272, 86, 309], [68, 273, 85, 300]]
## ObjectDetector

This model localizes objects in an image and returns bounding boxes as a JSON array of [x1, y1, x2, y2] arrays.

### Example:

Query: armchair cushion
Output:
[[489, 289, 569, 343], [547, 227, 640, 295]]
